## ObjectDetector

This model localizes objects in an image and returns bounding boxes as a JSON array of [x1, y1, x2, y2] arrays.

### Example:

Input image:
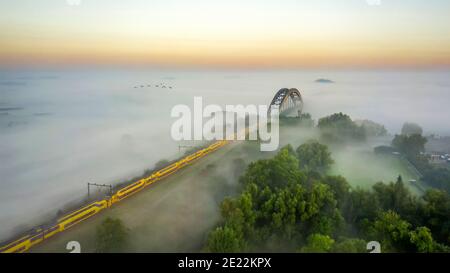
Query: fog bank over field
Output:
[[0, 68, 449, 241]]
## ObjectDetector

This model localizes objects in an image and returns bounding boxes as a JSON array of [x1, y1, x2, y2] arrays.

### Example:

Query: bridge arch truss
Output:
[[268, 88, 303, 117]]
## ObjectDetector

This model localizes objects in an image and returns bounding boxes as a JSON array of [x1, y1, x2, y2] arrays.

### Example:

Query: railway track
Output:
[[0, 140, 229, 253]]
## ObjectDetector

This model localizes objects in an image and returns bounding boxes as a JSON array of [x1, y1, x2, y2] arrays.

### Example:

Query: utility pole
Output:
[[87, 182, 113, 198]]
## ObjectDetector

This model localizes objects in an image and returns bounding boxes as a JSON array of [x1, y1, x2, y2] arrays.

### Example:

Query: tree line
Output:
[[205, 141, 450, 253]]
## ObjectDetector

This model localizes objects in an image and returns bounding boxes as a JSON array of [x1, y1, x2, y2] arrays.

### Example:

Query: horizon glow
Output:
[[1, 0, 449, 68]]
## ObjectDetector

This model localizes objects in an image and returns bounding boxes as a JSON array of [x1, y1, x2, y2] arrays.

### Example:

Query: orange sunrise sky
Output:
[[1, 0, 449, 68]]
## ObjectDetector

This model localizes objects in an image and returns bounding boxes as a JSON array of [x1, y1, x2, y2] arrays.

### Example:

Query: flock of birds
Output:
[[133, 83, 174, 89]]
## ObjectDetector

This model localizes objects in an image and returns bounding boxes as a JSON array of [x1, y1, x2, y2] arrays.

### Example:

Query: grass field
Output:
[[328, 149, 423, 195]]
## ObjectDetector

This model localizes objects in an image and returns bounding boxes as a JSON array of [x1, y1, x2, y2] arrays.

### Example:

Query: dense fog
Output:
[[0, 68, 449, 241]]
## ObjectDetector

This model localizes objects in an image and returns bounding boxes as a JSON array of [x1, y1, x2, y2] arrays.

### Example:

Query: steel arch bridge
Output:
[[268, 88, 303, 117]]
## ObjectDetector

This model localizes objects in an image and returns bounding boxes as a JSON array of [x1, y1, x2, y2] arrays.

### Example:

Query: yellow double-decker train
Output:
[[0, 140, 229, 253]]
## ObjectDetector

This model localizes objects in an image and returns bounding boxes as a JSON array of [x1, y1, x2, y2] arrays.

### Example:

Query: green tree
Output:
[[322, 176, 351, 212], [332, 238, 367, 253], [317, 112, 366, 142], [296, 140, 334, 172], [347, 188, 381, 225], [95, 217, 129, 253], [204, 141, 450, 253], [299, 113, 314, 127], [372, 179, 416, 217], [409, 227, 435, 253], [355, 119, 388, 137], [206, 226, 244, 253], [241, 146, 304, 189], [259, 183, 305, 238], [300, 234, 335, 253], [220, 198, 244, 232], [401, 122, 423, 136], [421, 190, 450, 245], [391, 134, 427, 157], [370, 211, 412, 252], [304, 183, 344, 236], [302, 183, 335, 221], [423, 168, 450, 193]]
